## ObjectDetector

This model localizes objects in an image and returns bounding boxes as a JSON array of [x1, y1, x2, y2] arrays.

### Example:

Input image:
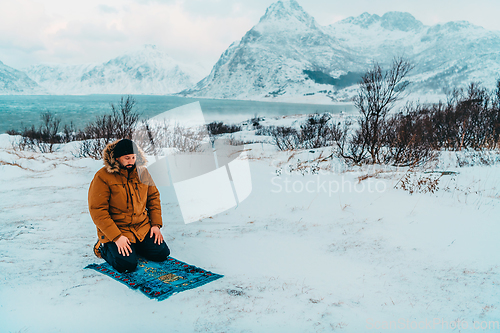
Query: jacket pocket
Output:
[[136, 183, 148, 203], [109, 183, 128, 207]]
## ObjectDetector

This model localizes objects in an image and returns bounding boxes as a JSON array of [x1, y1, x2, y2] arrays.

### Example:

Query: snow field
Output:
[[0, 132, 499, 332]]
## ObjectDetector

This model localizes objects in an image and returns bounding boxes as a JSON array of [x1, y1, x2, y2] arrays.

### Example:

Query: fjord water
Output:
[[0, 95, 355, 134]]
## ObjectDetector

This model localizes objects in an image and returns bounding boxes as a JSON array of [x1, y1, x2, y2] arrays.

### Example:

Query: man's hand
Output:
[[115, 235, 132, 256], [150, 225, 164, 245]]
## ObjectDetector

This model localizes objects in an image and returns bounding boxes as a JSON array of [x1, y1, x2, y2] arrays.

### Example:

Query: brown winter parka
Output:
[[88, 140, 162, 245]]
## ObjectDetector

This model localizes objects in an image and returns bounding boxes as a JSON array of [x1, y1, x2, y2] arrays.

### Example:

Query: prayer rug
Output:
[[86, 257, 223, 301]]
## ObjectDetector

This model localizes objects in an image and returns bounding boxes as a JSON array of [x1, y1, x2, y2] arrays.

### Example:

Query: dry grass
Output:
[[0, 160, 36, 172], [357, 169, 386, 183], [395, 170, 442, 194]]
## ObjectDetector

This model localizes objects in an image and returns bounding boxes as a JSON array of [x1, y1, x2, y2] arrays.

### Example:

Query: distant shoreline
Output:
[[0, 94, 356, 134]]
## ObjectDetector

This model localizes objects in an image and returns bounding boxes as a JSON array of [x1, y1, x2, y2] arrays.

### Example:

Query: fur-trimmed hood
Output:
[[102, 139, 148, 174]]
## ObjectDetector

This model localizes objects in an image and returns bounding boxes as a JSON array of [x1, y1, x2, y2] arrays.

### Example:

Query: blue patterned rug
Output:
[[86, 257, 223, 301]]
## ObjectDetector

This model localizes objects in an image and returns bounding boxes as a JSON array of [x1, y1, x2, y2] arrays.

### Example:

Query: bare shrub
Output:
[[269, 126, 300, 151], [250, 115, 264, 128], [299, 113, 342, 149], [335, 119, 369, 165], [206, 121, 241, 136], [111, 95, 140, 140], [10, 111, 75, 153], [381, 103, 437, 166], [455, 149, 500, 167], [255, 125, 275, 136], [77, 139, 110, 160], [78, 95, 140, 159], [336, 73, 500, 166], [431, 83, 499, 150], [347, 57, 414, 164], [169, 124, 208, 152], [227, 134, 247, 146], [268, 113, 341, 151], [133, 120, 208, 155]]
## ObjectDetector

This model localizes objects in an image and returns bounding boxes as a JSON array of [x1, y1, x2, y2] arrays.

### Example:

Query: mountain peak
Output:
[[110, 44, 175, 66], [259, 0, 316, 28], [340, 12, 381, 28], [380, 12, 424, 31], [340, 11, 423, 31]]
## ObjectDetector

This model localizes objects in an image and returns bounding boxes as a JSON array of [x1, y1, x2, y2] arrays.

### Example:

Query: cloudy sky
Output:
[[1, 0, 498, 70]]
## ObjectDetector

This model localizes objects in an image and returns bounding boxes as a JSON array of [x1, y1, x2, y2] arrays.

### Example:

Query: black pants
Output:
[[101, 235, 170, 273]]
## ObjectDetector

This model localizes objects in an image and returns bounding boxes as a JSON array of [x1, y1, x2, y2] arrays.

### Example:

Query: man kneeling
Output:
[[88, 139, 170, 272]]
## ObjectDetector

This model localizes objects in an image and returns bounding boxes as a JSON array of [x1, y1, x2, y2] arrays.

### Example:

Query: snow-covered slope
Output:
[[0, 61, 44, 95], [24, 45, 207, 95], [326, 12, 427, 61], [412, 21, 500, 93], [330, 12, 500, 96], [1, 123, 500, 331], [182, 0, 361, 100], [183, 1, 500, 102]]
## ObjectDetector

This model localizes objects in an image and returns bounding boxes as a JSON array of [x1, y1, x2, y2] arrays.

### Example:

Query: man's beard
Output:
[[120, 163, 136, 170]]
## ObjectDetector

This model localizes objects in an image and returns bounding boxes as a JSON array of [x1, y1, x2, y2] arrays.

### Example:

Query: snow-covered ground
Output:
[[1, 118, 500, 332], [250, 91, 446, 106]]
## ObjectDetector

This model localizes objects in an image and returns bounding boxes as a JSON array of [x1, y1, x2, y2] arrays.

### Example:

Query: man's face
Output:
[[117, 154, 136, 169]]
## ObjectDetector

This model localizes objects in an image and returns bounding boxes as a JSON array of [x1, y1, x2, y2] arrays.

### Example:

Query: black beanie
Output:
[[113, 139, 138, 159]]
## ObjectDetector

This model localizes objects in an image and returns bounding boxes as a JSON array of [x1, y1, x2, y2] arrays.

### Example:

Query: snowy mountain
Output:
[[326, 12, 427, 60], [3, 0, 499, 100], [411, 21, 500, 93], [24, 45, 207, 95], [330, 12, 500, 96], [181, 0, 362, 100], [0, 61, 44, 95], [183, 0, 500, 101]]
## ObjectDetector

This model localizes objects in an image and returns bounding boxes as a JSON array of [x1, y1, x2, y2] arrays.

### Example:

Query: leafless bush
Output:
[[349, 57, 414, 164], [335, 119, 369, 165], [268, 113, 341, 151], [429, 83, 500, 150], [77, 138, 110, 160], [269, 126, 300, 150], [227, 134, 247, 146], [9, 111, 78, 153], [299, 113, 342, 149], [133, 120, 208, 155], [255, 125, 275, 136], [381, 103, 437, 166], [455, 149, 500, 167], [77, 95, 140, 159], [336, 67, 500, 166], [250, 115, 264, 128], [206, 121, 241, 136], [111, 95, 140, 140]]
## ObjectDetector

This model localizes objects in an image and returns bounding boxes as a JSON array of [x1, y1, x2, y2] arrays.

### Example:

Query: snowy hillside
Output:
[[181, 0, 361, 101], [329, 12, 500, 96], [24, 45, 207, 95], [1, 112, 500, 331], [0, 61, 44, 95], [183, 0, 500, 102]]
